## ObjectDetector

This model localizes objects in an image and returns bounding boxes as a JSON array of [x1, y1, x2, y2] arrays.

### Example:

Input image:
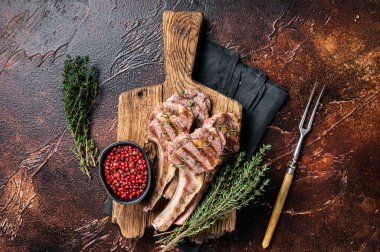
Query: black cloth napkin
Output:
[[103, 41, 288, 249], [193, 41, 288, 157]]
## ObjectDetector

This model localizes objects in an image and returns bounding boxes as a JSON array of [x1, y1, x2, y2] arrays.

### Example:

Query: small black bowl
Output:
[[99, 141, 151, 205]]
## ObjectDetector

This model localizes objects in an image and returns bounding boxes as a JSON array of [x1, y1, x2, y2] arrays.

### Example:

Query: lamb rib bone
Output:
[[163, 170, 178, 200], [152, 127, 225, 231], [143, 102, 194, 212], [174, 113, 241, 225], [144, 89, 211, 211]]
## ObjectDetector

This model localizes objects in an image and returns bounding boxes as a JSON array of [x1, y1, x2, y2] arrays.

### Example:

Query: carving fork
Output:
[[262, 83, 325, 249]]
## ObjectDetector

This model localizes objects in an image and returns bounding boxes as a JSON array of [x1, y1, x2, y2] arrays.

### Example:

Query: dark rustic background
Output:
[[0, 0, 379, 251]]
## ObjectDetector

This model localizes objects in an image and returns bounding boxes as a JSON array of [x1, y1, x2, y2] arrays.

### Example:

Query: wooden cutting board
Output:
[[112, 11, 242, 240]]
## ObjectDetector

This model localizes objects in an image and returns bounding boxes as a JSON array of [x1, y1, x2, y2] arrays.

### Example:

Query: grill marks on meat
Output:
[[144, 89, 211, 212], [144, 102, 194, 212], [162, 127, 221, 200], [152, 128, 225, 231], [171, 128, 224, 174], [167, 89, 211, 128], [149, 102, 194, 141], [204, 113, 241, 155], [145, 89, 241, 231], [174, 170, 216, 225], [174, 114, 241, 225], [152, 169, 205, 231]]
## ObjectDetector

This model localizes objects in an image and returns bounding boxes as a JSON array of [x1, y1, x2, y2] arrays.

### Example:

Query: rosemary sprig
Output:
[[157, 145, 271, 251], [62, 55, 99, 178]]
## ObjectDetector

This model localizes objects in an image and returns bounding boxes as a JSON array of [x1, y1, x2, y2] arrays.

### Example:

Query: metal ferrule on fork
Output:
[[287, 162, 297, 174], [287, 135, 304, 174]]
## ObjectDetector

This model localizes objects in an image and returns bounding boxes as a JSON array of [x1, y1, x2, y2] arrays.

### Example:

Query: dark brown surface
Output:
[[0, 1, 378, 251]]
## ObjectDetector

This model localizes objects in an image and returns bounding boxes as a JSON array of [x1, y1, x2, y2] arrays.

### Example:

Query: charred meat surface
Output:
[[144, 89, 211, 212], [174, 113, 241, 225], [148, 101, 194, 142], [144, 102, 194, 212], [146, 89, 241, 230], [174, 170, 216, 225], [204, 112, 240, 155], [163, 113, 240, 201], [152, 169, 205, 231], [167, 88, 211, 128], [152, 127, 225, 231], [171, 127, 225, 174]]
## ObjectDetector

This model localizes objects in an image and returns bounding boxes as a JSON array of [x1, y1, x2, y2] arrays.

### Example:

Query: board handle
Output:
[[163, 11, 202, 86]]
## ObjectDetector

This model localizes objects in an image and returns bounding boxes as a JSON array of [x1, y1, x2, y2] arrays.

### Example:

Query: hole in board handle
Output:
[[137, 90, 144, 97]]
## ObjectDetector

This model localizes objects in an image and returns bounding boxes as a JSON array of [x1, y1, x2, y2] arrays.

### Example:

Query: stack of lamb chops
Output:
[[143, 88, 240, 231]]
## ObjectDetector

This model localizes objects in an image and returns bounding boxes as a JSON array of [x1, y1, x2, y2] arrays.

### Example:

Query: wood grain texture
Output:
[[113, 11, 242, 239], [112, 85, 162, 238], [262, 172, 294, 249]]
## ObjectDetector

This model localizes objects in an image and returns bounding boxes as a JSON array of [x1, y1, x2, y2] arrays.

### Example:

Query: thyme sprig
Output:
[[62, 55, 99, 178], [157, 145, 271, 251]]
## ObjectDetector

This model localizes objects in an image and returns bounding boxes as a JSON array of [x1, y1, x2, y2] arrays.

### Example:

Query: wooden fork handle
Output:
[[262, 172, 294, 249]]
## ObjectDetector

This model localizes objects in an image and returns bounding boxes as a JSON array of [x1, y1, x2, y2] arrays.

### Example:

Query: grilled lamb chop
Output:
[[154, 169, 205, 231], [167, 88, 211, 128], [174, 170, 216, 225], [170, 127, 225, 174], [148, 101, 194, 142], [144, 89, 211, 212], [203, 112, 241, 155], [144, 102, 194, 212], [174, 113, 241, 225], [152, 127, 225, 231]]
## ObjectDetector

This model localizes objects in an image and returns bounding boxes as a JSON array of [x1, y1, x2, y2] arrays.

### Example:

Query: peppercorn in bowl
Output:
[[99, 141, 151, 205]]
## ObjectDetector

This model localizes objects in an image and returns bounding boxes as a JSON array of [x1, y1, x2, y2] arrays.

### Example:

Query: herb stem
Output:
[[62, 55, 99, 178], [157, 145, 271, 250]]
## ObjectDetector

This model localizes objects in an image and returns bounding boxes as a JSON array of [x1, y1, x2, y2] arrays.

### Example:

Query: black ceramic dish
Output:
[[99, 141, 151, 205]]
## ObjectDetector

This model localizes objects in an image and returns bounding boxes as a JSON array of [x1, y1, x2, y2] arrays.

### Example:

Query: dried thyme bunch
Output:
[[157, 145, 271, 251], [62, 55, 99, 178]]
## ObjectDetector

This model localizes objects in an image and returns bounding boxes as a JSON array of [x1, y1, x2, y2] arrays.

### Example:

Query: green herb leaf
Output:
[[62, 55, 99, 178], [230, 127, 237, 136], [158, 145, 271, 250], [188, 100, 194, 107]]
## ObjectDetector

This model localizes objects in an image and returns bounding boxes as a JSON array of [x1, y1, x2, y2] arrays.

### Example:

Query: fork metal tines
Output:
[[288, 82, 325, 174]]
